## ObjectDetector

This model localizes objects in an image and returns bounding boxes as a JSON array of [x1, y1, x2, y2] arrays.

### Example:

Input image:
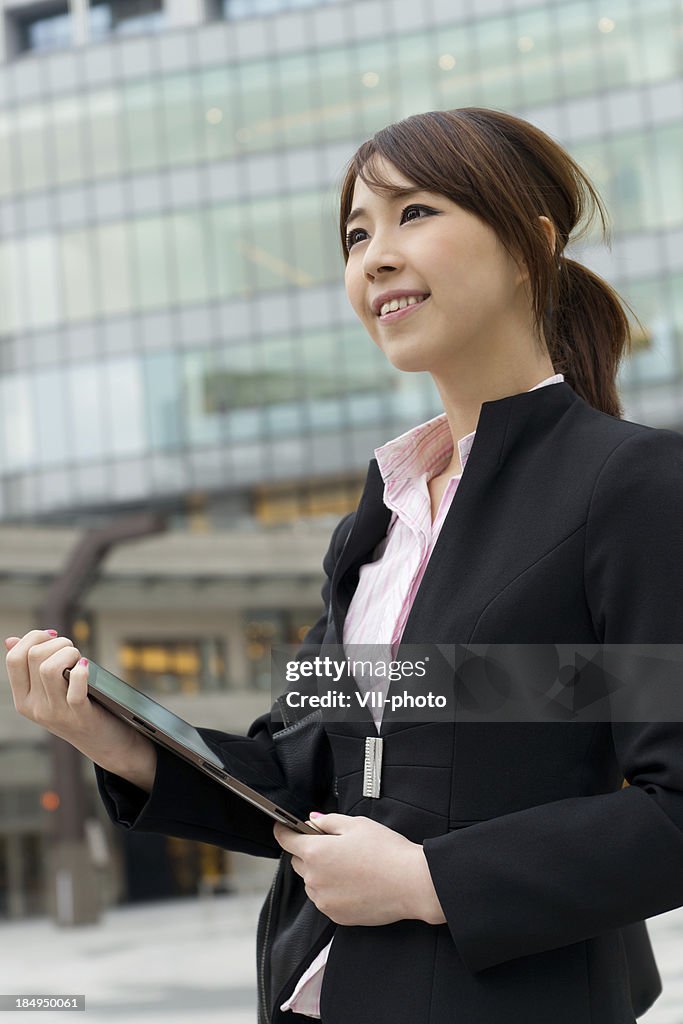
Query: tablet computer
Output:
[[62, 659, 321, 836]]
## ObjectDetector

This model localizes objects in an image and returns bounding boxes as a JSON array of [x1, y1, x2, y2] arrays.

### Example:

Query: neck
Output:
[[430, 346, 556, 475]]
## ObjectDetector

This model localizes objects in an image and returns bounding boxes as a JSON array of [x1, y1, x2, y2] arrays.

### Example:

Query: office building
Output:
[[0, 0, 681, 915]]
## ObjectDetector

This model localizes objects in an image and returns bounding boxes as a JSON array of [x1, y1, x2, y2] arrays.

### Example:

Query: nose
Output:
[[361, 232, 403, 280]]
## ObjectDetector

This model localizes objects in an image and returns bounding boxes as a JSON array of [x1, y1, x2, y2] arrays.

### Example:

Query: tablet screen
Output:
[[88, 661, 221, 766]]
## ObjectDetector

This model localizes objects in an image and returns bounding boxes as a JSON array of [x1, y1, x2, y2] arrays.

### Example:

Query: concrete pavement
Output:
[[1, 893, 682, 1023]]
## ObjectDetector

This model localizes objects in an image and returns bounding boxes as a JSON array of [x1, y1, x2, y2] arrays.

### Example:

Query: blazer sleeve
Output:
[[94, 511, 355, 859], [422, 427, 683, 973]]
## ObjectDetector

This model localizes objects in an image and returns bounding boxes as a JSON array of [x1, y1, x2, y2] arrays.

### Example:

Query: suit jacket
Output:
[[96, 381, 683, 1024]]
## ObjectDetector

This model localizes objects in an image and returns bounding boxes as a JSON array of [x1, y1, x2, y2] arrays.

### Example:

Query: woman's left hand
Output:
[[273, 813, 446, 927]]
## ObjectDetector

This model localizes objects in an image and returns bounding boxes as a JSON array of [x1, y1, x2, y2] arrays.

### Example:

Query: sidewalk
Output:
[[1, 894, 681, 1022]]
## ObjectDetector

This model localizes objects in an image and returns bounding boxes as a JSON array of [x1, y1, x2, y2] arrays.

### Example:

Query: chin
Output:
[[383, 351, 432, 374]]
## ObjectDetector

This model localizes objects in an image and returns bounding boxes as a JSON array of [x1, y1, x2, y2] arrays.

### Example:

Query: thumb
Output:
[[308, 812, 349, 834], [4, 637, 20, 649]]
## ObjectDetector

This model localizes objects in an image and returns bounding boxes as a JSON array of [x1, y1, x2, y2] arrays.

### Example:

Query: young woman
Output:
[[6, 108, 683, 1024]]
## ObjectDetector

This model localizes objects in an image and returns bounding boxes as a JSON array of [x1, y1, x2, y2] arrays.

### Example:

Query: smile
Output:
[[378, 296, 430, 323]]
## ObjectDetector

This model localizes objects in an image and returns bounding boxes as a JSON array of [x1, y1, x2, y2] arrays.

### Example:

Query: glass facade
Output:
[[0, 0, 681, 521]]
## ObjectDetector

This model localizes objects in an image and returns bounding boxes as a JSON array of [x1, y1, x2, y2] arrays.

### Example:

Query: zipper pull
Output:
[[362, 736, 383, 799]]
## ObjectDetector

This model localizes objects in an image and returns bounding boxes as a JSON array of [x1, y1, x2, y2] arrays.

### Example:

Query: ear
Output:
[[538, 215, 557, 261]]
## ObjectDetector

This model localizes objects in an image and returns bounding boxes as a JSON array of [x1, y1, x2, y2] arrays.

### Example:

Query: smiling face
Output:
[[343, 157, 538, 379]]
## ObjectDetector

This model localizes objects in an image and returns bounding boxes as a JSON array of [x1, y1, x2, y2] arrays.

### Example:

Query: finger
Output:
[[306, 813, 349, 835], [289, 854, 305, 879], [65, 658, 89, 709], [39, 647, 81, 710], [273, 822, 306, 855], [6, 630, 63, 707], [4, 637, 20, 649]]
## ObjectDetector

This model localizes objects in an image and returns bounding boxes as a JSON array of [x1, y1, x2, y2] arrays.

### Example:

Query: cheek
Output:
[[345, 267, 374, 325], [431, 238, 509, 307]]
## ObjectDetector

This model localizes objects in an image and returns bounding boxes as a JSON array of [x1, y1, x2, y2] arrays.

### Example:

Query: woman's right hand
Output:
[[4, 630, 157, 790]]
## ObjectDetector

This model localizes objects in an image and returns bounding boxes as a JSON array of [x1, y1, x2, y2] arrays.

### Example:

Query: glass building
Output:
[[0, 0, 681, 915]]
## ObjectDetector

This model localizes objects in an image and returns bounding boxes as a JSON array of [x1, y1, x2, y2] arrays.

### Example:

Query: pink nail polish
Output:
[[46, 630, 58, 637], [79, 658, 88, 668], [309, 811, 323, 819]]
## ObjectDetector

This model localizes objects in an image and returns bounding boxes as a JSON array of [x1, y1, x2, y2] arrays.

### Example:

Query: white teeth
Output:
[[379, 295, 427, 317]]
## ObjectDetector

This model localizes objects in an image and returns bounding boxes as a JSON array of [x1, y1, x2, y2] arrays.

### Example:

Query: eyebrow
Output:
[[344, 187, 429, 233]]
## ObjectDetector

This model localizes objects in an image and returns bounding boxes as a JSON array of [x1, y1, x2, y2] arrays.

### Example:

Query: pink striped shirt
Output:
[[281, 373, 565, 1017]]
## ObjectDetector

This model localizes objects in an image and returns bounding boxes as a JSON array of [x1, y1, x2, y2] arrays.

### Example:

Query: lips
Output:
[[377, 295, 430, 324], [371, 291, 431, 316]]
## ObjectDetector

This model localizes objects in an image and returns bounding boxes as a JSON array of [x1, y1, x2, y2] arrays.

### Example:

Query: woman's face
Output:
[[343, 157, 531, 376]]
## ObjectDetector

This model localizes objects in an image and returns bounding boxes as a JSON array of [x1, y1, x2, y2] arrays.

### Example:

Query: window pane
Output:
[[95, 222, 133, 314], [90, 0, 165, 40], [285, 190, 341, 287], [18, 8, 72, 54], [314, 47, 357, 144], [653, 122, 683, 230], [276, 53, 316, 149], [394, 33, 437, 121], [637, 0, 683, 81], [618, 277, 679, 386], [16, 105, 50, 193], [609, 132, 656, 233], [168, 211, 211, 304], [131, 216, 172, 309], [0, 240, 22, 334], [0, 112, 15, 199], [61, 229, 97, 321], [184, 350, 222, 445], [434, 23, 478, 108], [144, 350, 182, 448], [0, 374, 35, 471], [211, 204, 249, 299], [66, 363, 105, 460], [87, 89, 124, 179], [107, 357, 146, 455], [515, 6, 556, 107], [353, 40, 394, 136], [161, 72, 201, 165], [236, 60, 276, 154], [200, 67, 238, 162], [122, 81, 161, 173], [34, 367, 69, 467], [52, 95, 86, 187], [23, 234, 60, 329], [473, 16, 521, 109]]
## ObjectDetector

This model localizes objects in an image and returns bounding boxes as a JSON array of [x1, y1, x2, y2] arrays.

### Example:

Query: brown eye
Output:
[[401, 204, 436, 223], [346, 228, 367, 250]]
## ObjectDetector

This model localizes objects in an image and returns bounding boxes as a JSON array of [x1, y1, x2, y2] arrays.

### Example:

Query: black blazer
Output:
[[96, 381, 683, 1024]]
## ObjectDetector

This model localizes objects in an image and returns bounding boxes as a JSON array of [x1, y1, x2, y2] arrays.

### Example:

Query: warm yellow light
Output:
[[598, 16, 616, 32], [361, 71, 379, 88], [518, 36, 534, 52], [438, 54, 456, 70], [206, 107, 223, 125]]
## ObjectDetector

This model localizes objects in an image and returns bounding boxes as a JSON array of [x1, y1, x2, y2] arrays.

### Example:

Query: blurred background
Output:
[[0, 0, 681, 1018]]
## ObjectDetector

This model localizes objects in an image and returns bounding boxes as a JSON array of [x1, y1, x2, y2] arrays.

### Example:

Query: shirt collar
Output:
[[374, 373, 565, 483]]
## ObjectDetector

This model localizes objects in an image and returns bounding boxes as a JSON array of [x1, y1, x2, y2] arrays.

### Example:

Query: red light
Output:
[[40, 791, 60, 812]]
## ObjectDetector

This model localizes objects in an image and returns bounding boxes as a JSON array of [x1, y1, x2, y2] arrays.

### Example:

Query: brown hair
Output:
[[338, 107, 643, 418]]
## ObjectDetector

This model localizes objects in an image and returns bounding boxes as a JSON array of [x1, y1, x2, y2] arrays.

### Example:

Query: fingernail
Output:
[[79, 658, 88, 668], [309, 811, 323, 819], [45, 630, 58, 637]]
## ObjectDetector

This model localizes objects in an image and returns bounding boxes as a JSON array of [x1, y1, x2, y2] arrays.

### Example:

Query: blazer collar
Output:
[[332, 381, 580, 622]]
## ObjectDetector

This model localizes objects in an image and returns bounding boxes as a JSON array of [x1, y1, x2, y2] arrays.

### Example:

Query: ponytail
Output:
[[546, 257, 642, 419]]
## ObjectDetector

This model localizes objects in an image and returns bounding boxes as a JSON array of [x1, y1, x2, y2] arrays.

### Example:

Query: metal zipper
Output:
[[258, 866, 279, 1024]]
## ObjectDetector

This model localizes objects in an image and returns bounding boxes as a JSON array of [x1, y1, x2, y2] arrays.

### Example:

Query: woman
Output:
[[6, 108, 683, 1024]]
